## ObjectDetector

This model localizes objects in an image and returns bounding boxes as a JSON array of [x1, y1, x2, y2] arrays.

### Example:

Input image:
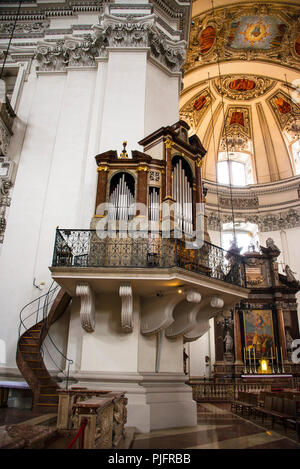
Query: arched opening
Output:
[[217, 152, 254, 186]]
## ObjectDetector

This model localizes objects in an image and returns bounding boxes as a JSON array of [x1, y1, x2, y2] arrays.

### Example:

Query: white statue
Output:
[[284, 265, 298, 283], [286, 330, 294, 351], [224, 330, 233, 353], [266, 237, 279, 252]]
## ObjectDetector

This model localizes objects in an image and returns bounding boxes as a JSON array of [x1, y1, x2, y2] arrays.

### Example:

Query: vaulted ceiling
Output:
[[180, 0, 300, 184]]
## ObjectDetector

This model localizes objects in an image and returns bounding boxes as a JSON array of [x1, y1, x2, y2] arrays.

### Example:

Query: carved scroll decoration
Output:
[[76, 283, 96, 332]]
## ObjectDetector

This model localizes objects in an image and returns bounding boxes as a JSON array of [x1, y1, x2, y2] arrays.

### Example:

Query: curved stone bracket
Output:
[[165, 290, 202, 339], [184, 295, 225, 341], [119, 284, 133, 332], [76, 283, 95, 333], [140, 292, 184, 336]]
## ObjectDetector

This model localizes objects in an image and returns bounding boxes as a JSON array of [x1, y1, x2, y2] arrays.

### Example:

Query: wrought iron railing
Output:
[[18, 281, 73, 387], [52, 229, 247, 288]]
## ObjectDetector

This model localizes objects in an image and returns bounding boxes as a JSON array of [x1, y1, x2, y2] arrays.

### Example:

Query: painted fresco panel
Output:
[[243, 309, 275, 358], [227, 16, 286, 50]]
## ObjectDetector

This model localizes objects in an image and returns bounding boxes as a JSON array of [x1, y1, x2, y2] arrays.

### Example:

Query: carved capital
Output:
[[97, 165, 109, 172], [164, 137, 174, 149], [119, 284, 133, 332], [76, 283, 95, 332]]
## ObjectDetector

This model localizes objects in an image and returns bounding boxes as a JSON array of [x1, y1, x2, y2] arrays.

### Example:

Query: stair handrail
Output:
[[41, 333, 73, 389], [18, 281, 59, 340], [17, 281, 73, 389]]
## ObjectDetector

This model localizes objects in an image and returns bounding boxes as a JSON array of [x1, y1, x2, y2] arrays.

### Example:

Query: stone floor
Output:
[[132, 403, 300, 449], [1, 402, 300, 449]]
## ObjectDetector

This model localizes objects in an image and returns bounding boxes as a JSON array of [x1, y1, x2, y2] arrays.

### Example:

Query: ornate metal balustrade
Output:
[[52, 229, 247, 288]]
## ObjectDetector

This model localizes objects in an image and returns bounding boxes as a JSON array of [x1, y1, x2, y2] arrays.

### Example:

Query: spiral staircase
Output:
[[16, 286, 72, 413]]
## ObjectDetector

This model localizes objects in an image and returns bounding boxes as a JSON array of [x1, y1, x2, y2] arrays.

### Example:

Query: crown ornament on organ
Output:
[[119, 140, 129, 159]]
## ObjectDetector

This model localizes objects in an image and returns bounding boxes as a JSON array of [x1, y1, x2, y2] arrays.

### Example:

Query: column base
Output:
[[62, 371, 197, 433]]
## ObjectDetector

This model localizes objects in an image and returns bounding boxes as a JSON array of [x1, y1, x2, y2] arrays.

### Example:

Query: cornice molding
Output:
[[32, 13, 187, 73]]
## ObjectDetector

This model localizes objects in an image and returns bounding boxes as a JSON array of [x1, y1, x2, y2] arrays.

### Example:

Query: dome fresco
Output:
[[227, 15, 286, 50], [181, 1, 300, 185]]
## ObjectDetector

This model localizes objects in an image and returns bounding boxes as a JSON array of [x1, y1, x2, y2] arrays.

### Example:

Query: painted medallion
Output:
[[198, 26, 216, 54], [275, 97, 291, 115], [193, 95, 207, 111], [230, 111, 244, 126], [295, 33, 300, 57], [229, 79, 256, 91]]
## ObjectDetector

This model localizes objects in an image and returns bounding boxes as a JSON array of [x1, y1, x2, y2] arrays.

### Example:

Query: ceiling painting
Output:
[[213, 75, 275, 101], [295, 33, 300, 57], [185, 4, 300, 73], [219, 106, 252, 153], [179, 88, 213, 133], [227, 15, 286, 50], [269, 90, 300, 141], [198, 25, 216, 55]]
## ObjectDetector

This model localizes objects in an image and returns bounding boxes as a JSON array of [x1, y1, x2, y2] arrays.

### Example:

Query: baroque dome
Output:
[[180, 0, 300, 185]]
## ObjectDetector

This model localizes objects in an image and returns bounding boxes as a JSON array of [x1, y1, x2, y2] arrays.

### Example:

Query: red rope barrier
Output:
[[66, 418, 88, 449]]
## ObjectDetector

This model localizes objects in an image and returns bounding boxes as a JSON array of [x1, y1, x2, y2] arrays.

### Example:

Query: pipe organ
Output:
[[93, 120, 207, 233]]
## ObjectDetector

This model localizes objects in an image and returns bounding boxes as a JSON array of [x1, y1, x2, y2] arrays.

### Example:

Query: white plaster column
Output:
[[98, 49, 148, 153]]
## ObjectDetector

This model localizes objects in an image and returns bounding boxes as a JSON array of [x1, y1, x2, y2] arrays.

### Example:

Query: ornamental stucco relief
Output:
[[35, 14, 187, 74], [213, 75, 276, 101]]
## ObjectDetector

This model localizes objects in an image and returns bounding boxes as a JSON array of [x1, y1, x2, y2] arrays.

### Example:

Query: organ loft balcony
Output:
[[49, 121, 249, 340]]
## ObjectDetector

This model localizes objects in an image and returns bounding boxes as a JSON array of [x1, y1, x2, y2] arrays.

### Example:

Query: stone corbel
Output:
[[76, 283, 95, 332], [183, 295, 225, 342], [165, 290, 202, 339], [140, 292, 184, 336], [119, 284, 133, 332]]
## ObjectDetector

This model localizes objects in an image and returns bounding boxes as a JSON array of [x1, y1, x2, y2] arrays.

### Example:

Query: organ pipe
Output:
[[172, 159, 193, 234], [108, 174, 134, 221]]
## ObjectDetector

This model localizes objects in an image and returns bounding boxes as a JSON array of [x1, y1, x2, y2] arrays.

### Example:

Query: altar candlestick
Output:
[[243, 348, 247, 374], [253, 347, 256, 373], [280, 347, 285, 374], [276, 347, 280, 373], [248, 348, 252, 374], [271, 348, 274, 373]]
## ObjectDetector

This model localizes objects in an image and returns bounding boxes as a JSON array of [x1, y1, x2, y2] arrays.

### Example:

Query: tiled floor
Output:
[[132, 403, 300, 449], [1, 402, 300, 449], [0, 407, 44, 426]]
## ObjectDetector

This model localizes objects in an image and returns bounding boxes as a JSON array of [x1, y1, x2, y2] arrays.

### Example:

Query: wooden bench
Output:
[[231, 392, 258, 415], [254, 395, 297, 432]]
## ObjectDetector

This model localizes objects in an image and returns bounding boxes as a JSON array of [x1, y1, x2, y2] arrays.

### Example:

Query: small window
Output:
[[217, 151, 253, 186]]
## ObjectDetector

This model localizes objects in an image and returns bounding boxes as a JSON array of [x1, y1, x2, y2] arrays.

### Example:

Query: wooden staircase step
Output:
[[19, 342, 38, 346], [36, 403, 58, 407], [39, 394, 59, 397]]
